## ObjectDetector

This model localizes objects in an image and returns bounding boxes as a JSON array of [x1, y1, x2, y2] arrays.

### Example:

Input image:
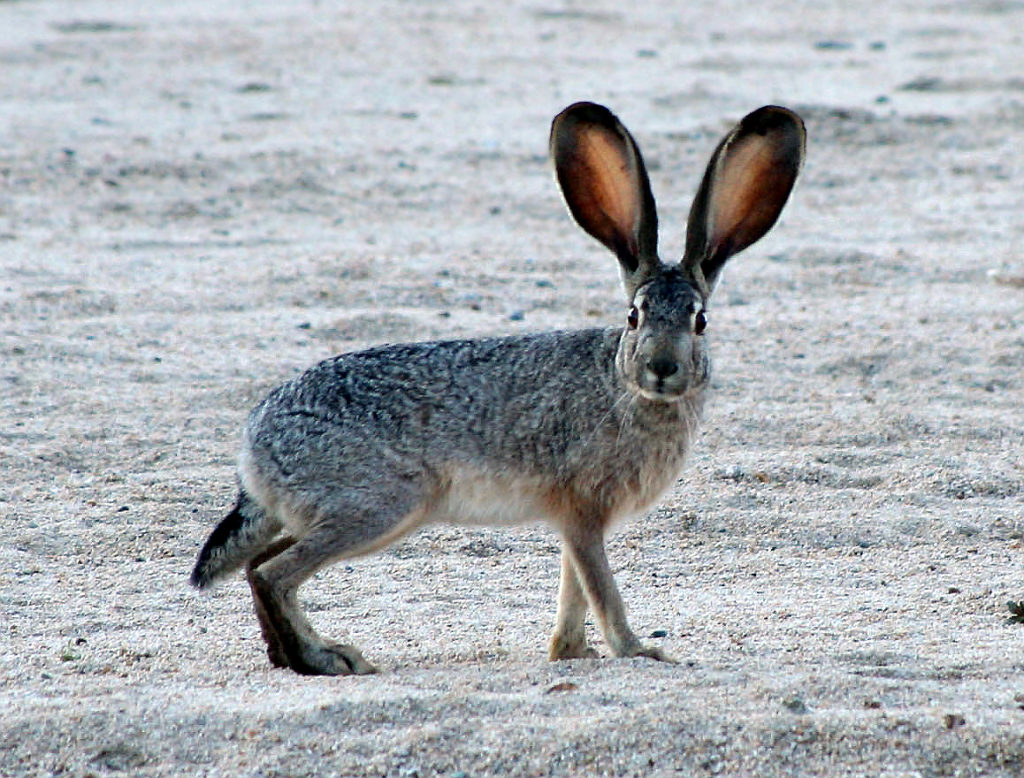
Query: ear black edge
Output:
[[550, 102, 622, 139], [738, 105, 807, 149]]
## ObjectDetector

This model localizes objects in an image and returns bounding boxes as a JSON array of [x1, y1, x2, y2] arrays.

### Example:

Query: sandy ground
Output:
[[2, 0, 1024, 775]]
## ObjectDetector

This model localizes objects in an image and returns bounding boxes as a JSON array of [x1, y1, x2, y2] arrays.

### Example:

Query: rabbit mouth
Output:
[[633, 377, 701, 403]]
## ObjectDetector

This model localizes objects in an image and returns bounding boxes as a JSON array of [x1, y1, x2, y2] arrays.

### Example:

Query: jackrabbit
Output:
[[190, 102, 805, 675]]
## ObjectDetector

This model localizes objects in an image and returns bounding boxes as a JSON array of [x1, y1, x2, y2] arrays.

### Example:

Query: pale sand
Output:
[[2, 1, 1024, 775]]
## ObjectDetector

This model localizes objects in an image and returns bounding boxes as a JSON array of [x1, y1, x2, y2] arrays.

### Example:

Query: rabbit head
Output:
[[551, 102, 805, 401]]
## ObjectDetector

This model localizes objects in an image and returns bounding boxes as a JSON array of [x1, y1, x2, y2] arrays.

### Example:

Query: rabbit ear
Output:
[[683, 106, 805, 294], [551, 102, 660, 292]]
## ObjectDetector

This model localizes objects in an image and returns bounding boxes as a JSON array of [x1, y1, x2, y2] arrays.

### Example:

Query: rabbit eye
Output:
[[627, 306, 639, 329], [694, 310, 708, 335]]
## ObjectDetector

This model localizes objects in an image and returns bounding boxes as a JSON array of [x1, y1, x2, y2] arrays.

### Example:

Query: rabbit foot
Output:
[[287, 641, 378, 676], [623, 644, 677, 664], [265, 643, 289, 669], [548, 635, 600, 661]]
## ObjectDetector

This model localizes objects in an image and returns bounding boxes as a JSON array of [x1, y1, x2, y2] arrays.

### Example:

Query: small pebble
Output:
[[815, 40, 853, 50], [783, 697, 808, 714], [545, 681, 578, 694], [942, 713, 965, 729]]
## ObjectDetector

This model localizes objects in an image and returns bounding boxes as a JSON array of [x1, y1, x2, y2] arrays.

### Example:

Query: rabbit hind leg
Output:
[[248, 533, 377, 676], [245, 536, 298, 669], [247, 505, 425, 676]]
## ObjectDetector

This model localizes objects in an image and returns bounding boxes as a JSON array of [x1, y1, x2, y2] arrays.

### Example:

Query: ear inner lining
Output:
[[556, 125, 643, 269], [706, 131, 797, 259]]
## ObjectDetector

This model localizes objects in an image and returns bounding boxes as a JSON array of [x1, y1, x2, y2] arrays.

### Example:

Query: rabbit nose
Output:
[[647, 356, 679, 380]]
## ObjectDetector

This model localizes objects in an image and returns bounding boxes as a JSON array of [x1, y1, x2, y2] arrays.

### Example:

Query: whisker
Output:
[[579, 387, 634, 454], [616, 392, 638, 448]]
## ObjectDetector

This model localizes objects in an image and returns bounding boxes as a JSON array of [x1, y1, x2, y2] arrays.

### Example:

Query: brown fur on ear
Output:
[[684, 106, 805, 291], [551, 102, 658, 278]]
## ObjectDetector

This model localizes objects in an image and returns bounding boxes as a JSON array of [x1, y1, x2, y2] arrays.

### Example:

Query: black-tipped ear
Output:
[[683, 106, 805, 293], [551, 102, 660, 290]]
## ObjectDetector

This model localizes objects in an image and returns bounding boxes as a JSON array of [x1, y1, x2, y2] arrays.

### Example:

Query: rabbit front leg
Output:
[[549, 548, 600, 660], [563, 526, 675, 663]]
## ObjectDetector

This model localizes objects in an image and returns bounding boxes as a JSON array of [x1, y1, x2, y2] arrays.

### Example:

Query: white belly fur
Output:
[[434, 467, 556, 528]]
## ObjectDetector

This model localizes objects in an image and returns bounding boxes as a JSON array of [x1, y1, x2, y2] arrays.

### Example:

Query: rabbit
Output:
[[189, 101, 805, 675]]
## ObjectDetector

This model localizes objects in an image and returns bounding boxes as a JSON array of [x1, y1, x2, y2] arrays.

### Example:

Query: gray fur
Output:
[[189, 102, 805, 675]]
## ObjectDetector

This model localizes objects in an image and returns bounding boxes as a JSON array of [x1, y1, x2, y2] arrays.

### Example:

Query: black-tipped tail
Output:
[[190, 491, 275, 588]]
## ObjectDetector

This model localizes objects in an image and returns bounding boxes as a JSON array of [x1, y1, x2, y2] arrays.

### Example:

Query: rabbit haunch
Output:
[[190, 101, 804, 675]]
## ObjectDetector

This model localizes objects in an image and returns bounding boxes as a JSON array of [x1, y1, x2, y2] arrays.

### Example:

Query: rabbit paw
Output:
[[548, 634, 600, 661], [289, 641, 379, 676], [627, 644, 677, 664], [265, 644, 290, 669]]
